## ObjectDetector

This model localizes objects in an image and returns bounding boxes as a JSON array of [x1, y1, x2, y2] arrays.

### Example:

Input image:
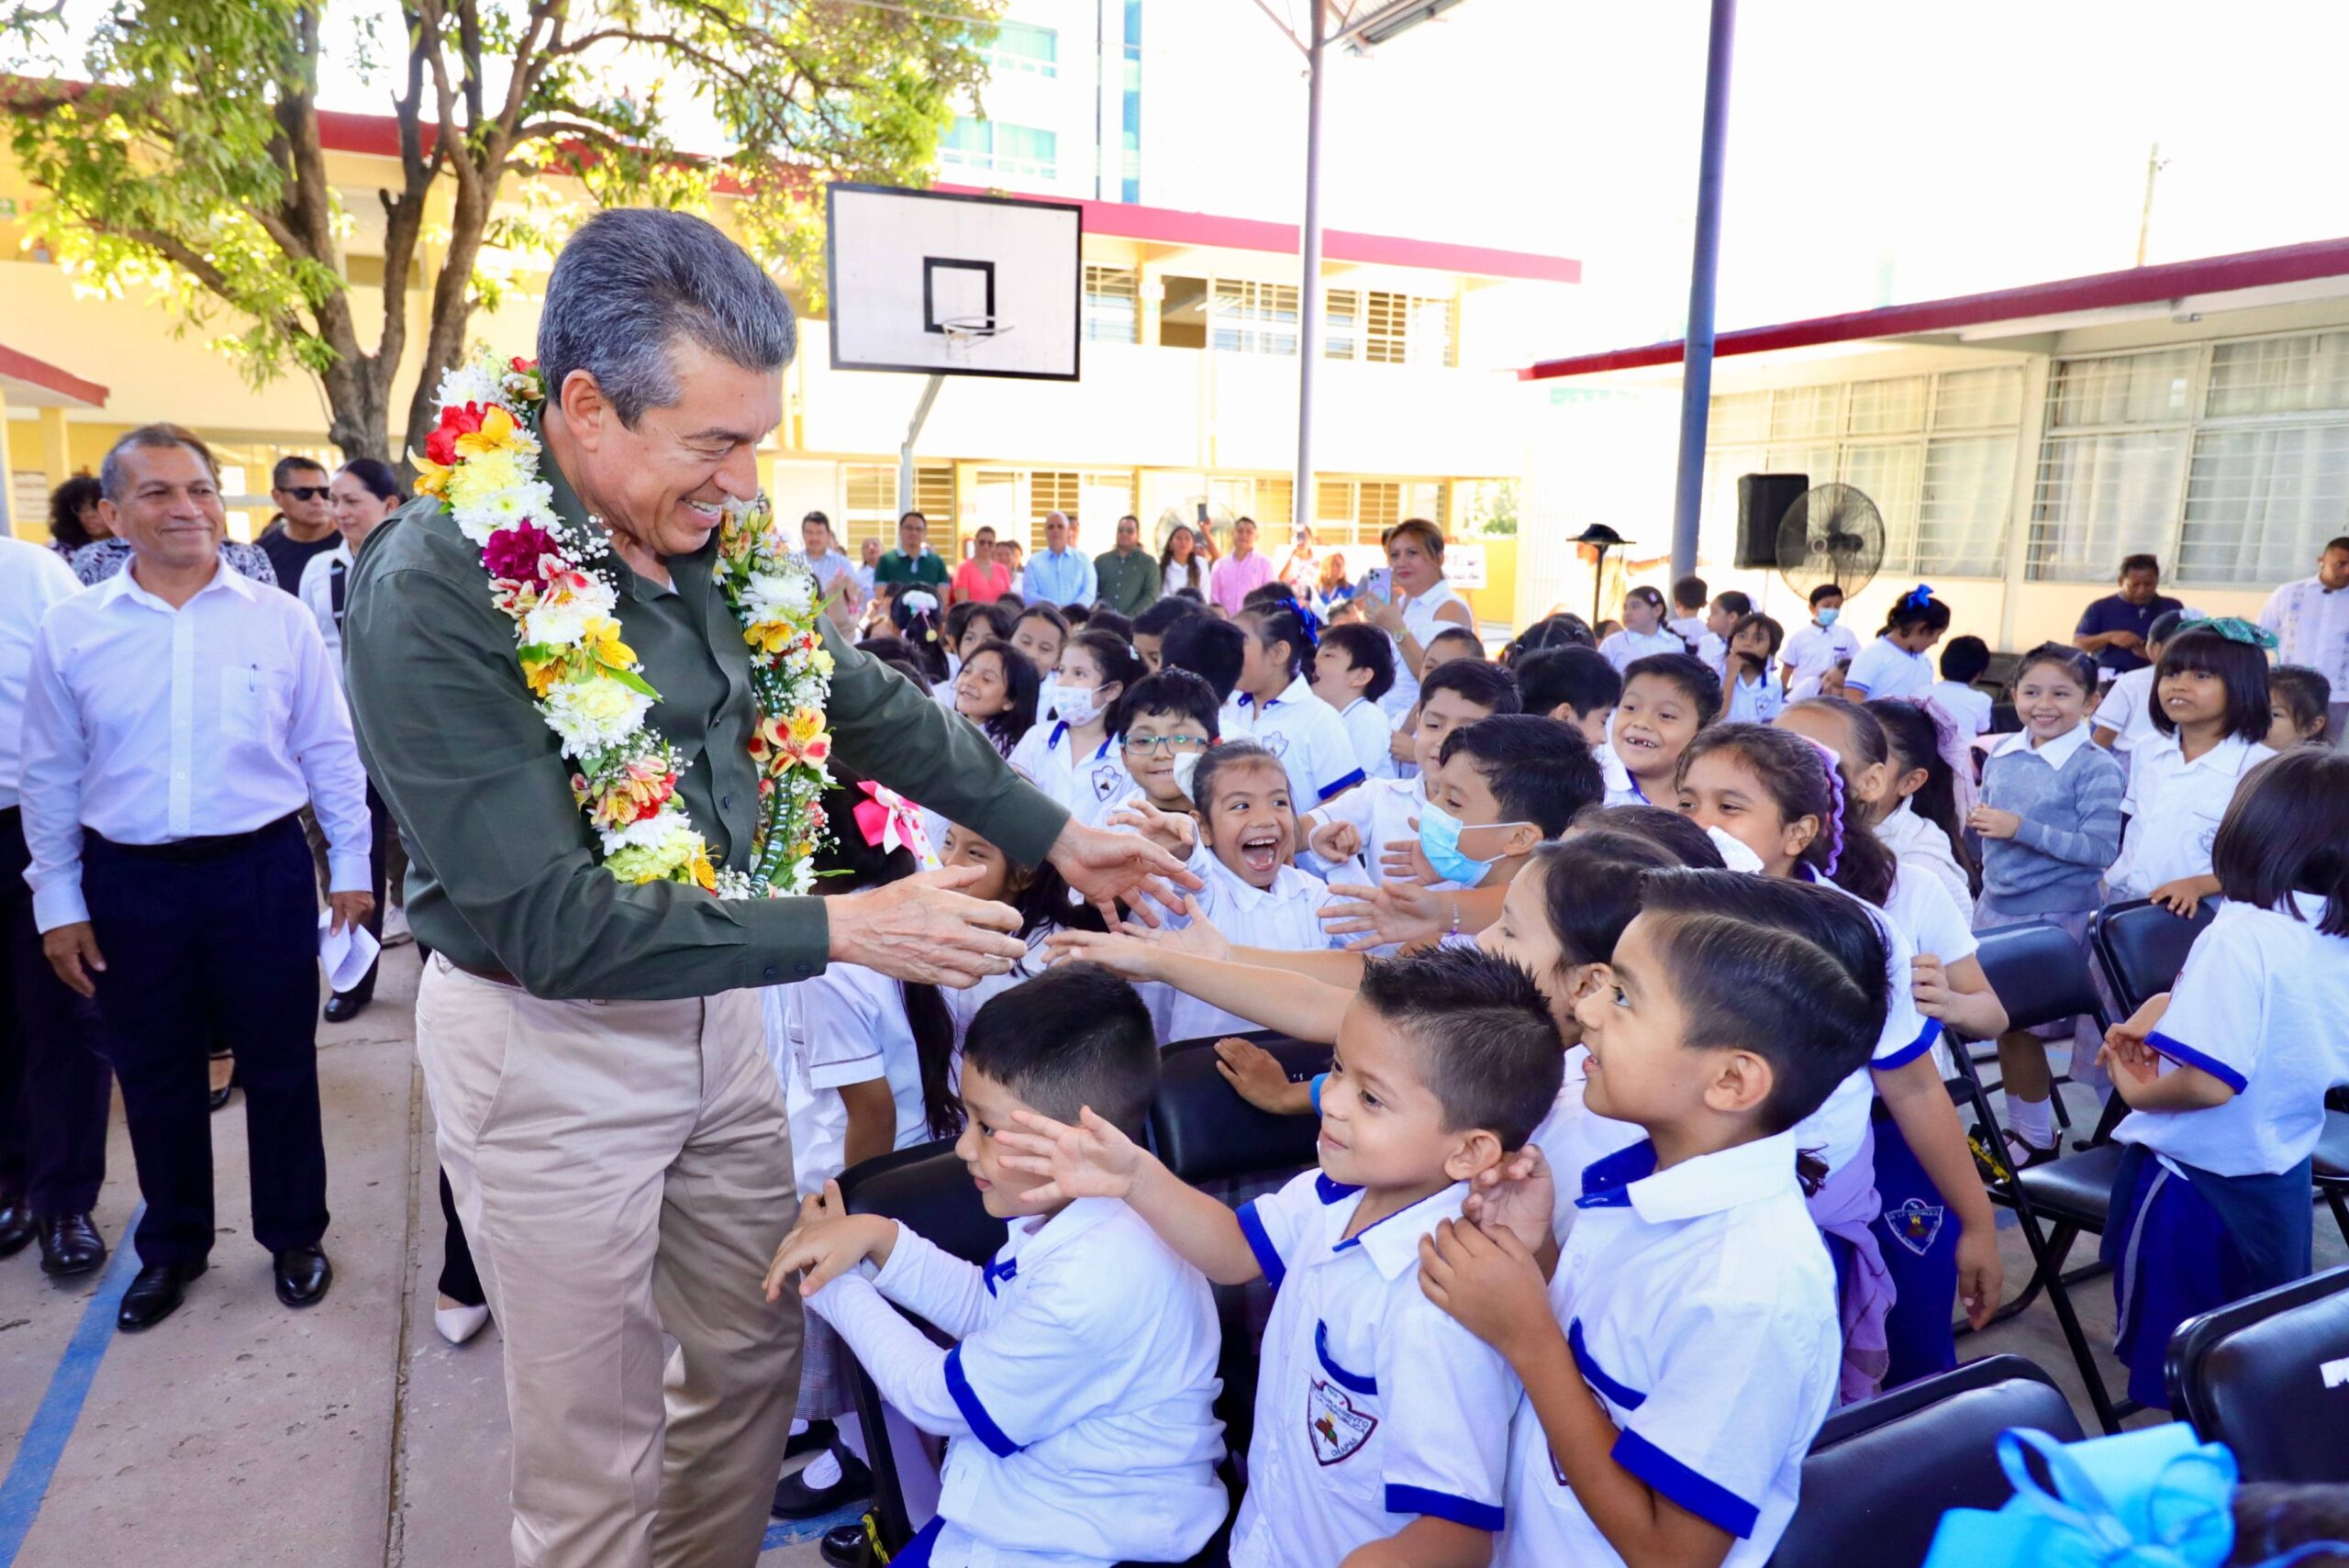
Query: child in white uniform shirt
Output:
[[1781, 585, 1861, 698], [1720, 611, 1784, 725], [1931, 637, 1995, 739], [1692, 590, 1752, 676], [1863, 698, 1978, 914], [1312, 621, 1400, 783], [2088, 608, 2187, 768], [1599, 585, 1686, 673], [2099, 750, 2349, 1410], [2105, 624, 2279, 909], [1304, 659, 1520, 889], [1007, 630, 1143, 828], [1419, 871, 1884, 1568], [997, 947, 1564, 1568], [1228, 592, 1362, 810], [1842, 586, 1949, 701], [1609, 653, 1720, 806], [770, 966, 1227, 1568]]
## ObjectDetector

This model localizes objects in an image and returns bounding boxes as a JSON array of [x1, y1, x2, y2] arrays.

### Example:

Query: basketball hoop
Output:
[[939, 315, 1011, 356]]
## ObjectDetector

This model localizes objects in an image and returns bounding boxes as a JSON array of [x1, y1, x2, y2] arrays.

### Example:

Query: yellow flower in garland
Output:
[[583, 616, 638, 674], [454, 405, 528, 460], [522, 649, 566, 698]]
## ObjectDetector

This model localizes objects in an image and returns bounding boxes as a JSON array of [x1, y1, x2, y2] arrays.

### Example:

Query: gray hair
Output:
[[538, 208, 796, 427], [100, 423, 218, 503]]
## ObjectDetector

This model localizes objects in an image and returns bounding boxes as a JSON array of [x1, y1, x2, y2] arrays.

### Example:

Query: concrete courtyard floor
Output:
[[1, 940, 2336, 1567]]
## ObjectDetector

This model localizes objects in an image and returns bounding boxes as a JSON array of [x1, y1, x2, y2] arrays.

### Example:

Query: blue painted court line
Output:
[[761, 1500, 868, 1553], [0, 1203, 144, 1568]]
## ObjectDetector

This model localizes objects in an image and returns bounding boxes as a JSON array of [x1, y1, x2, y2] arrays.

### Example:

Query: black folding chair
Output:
[[1767, 1354, 2082, 1568], [2166, 1265, 2349, 1484], [2091, 896, 2218, 1015], [1971, 919, 2108, 1136]]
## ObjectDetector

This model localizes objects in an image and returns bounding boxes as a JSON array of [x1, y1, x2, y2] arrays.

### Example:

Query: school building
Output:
[[1515, 236, 2349, 648], [0, 63, 1573, 628]]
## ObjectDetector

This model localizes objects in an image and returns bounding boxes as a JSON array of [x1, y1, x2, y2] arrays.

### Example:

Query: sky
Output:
[[19, 0, 2349, 365]]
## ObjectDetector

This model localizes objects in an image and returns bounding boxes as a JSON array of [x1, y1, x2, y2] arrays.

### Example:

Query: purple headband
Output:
[[1799, 735, 1847, 878]]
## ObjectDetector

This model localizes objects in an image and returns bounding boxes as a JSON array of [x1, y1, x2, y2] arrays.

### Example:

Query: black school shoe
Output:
[[770, 1447, 872, 1521], [819, 1522, 875, 1567]]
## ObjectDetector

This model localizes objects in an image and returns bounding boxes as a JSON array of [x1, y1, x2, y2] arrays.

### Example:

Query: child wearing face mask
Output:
[[1783, 584, 1859, 699], [1008, 630, 1145, 828]]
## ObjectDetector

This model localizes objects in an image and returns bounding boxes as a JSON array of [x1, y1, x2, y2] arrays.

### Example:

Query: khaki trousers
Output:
[[416, 957, 803, 1568]]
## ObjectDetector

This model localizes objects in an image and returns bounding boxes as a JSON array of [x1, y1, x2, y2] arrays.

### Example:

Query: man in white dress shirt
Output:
[[19, 425, 373, 1332], [0, 536, 114, 1280], [2260, 536, 2349, 746]]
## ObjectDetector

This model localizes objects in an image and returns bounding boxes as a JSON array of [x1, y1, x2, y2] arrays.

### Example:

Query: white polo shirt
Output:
[[1304, 775, 1432, 891], [1930, 679, 1994, 740], [792, 962, 936, 1178], [1724, 672, 1782, 725], [1230, 1172, 1518, 1567], [1790, 869, 1938, 1174], [2115, 895, 2349, 1179], [1230, 673, 1365, 810], [1527, 1051, 1648, 1244], [1843, 636, 1934, 700], [1008, 721, 1136, 828], [2092, 665, 2160, 765], [2260, 575, 2349, 689], [2105, 733, 2276, 900], [1336, 695, 1397, 783], [1874, 799, 1972, 914], [810, 1198, 1227, 1567], [1497, 1131, 1838, 1567], [1144, 849, 1342, 1042], [1782, 620, 1860, 692], [1598, 627, 1687, 673]]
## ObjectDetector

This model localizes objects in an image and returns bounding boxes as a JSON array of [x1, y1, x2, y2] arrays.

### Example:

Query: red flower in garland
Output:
[[425, 402, 488, 468], [483, 519, 560, 583], [510, 356, 534, 374]]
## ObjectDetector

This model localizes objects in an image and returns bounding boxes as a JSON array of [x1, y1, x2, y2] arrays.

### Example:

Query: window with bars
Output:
[[841, 463, 955, 546], [1084, 265, 1138, 344], [980, 19, 1057, 76], [1321, 289, 1456, 367], [1314, 478, 1408, 544], [1211, 280, 1299, 356], [2027, 347, 2199, 581], [1700, 367, 2025, 577]]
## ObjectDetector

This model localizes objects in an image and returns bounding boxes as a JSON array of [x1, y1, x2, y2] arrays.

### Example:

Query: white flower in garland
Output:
[[543, 673, 654, 752]]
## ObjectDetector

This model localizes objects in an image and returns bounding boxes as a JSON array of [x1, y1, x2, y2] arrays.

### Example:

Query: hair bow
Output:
[[1923, 1426, 2248, 1568], [1292, 594, 1322, 652], [1901, 583, 1936, 610], [852, 781, 938, 867], [2192, 616, 2278, 651]]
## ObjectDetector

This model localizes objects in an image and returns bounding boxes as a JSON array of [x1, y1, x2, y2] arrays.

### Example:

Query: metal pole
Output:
[[1292, 3, 1327, 539], [1668, 0, 1737, 583], [898, 373, 944, 523]]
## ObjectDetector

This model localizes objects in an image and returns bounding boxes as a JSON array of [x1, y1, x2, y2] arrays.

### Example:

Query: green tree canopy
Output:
[[2, 0, 999, 462]]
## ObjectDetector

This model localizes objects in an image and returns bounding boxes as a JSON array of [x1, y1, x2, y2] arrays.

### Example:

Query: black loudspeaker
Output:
[[1736, 473, 1809, 569]]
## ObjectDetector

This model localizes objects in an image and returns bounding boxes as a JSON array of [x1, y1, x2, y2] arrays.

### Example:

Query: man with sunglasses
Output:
[[256, 457, 341, 594]]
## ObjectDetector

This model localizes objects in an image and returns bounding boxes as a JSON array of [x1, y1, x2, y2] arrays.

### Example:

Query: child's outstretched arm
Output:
[[996, 1108, 1264, 1285], [1873, 1053, 2003, 1329], [1419, 1220, 1734, 1568], [1046, 927, 1357, 1041]]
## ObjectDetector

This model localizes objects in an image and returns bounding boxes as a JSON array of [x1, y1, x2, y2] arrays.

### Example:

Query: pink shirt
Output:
[[1209, 550, 1274, 616], [952, 558, 1012, 604]]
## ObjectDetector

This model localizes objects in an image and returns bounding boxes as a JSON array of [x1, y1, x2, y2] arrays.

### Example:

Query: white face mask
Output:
[[1171, 750, 1204, 798], [1706, 825, 1765, 874], [1043, 680, 1105, 729]]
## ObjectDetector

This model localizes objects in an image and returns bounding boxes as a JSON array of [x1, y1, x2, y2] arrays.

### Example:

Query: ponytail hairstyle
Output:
[[1866, 697, 1979, 887], [1238, 583, 1320, 684], [1064, 628, 1146, 720], [1882, 583, 1953, 639], [888, 589, 950, 684], [1676, 722, 1898, 906], [808, 782, 961, 1139], [2210, 750, 2349, 937], [1635, 869, 1891, 1184]]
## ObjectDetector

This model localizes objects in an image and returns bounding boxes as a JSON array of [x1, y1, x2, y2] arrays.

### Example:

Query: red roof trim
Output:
[[300, 104, 1577, 285], [1519, 234, 2349, 381], [0, 342, 108, 407]]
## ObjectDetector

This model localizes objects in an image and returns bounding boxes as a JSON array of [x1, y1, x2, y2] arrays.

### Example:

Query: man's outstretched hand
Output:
[[1045, 818, 1204, 927], [826, 864, 1026, 987]]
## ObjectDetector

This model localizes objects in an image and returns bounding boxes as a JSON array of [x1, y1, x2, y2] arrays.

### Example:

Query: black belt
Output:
[[85, 812, 302, 864]]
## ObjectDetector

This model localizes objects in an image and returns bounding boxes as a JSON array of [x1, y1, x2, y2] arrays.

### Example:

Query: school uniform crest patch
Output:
[[1883, 1196, 1945, 1256], [1092, 768, 1125, 802], [1264, 735, 1290, 758], [1307, 1377, 1376, 1465]]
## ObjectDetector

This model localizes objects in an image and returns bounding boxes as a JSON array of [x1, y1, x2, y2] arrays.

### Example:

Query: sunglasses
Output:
[[278, 485, 330, 501]]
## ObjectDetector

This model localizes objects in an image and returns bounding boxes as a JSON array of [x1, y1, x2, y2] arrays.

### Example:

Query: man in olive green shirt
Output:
[[1094, 513, 1161, 619], [343, 210, 1186, 1568], [870, 509, 949, 595]]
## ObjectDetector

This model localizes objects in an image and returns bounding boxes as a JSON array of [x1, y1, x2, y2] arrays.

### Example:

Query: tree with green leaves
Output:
[[1, 0, 998, 462]]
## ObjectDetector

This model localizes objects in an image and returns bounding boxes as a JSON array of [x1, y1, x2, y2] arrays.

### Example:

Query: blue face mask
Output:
[[1817, 606, 1841, 628], [1418, 803, 1527, 887]]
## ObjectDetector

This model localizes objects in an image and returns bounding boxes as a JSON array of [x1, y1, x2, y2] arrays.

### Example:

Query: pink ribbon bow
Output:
[[852, 781, 938, 867]]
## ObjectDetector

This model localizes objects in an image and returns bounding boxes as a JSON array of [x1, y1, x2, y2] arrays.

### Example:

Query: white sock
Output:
[[835, 1411, 868, 1466], [2007, 1094, 2054, 1148], [800, 1449, 843, 1490], [788, 1418, 810, 1440]]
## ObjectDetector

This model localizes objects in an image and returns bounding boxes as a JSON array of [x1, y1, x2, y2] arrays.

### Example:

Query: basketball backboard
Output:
[[825, 183, 1082, 382]]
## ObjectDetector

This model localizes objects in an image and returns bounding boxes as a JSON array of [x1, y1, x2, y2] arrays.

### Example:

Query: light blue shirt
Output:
[[1023, 548, 1097, 608]]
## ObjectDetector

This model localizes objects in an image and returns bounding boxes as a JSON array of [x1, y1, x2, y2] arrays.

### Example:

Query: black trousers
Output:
[[83, 816, 327, 1267], [437, 1168, 484, 1307], [0, 808, 112, 1216]]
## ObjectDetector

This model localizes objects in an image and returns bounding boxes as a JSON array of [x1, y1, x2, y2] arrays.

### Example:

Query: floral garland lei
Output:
[[412, 351, 833, 895]]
